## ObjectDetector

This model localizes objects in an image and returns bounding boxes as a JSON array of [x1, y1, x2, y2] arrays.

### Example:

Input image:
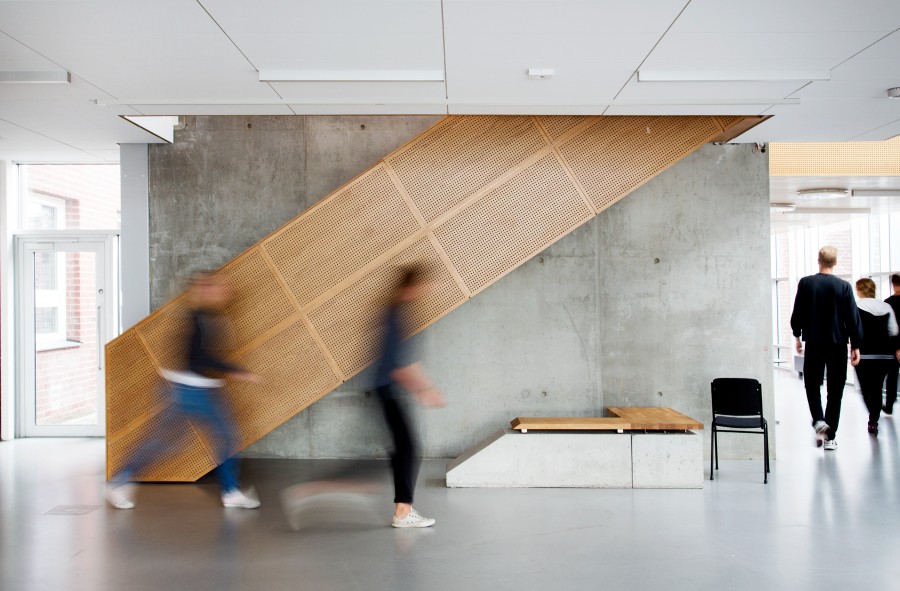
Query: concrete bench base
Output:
[[446, 429, 702, 489]]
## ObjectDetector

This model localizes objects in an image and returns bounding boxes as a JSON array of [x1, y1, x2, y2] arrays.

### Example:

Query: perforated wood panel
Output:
[[387, 116, 548, 222], [536, 116, 588, 142], [435, 153, 592, 293], [227, 320, 341, 446], [309, 237, 466, 378], [107, 114, 739, 482], [558, 116, 723, 212], [263, 165, 421, 307], [770, 136, 900, 176]]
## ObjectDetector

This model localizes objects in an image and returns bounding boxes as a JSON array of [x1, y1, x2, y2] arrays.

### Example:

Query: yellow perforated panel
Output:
[[105, 330, 166, 435], [770, 136, 900, 176], [536, 116, 590, 143], [135, 302, 190, 371], [309, 238, 466, 378], [108, 114, 742, 482], [387, 116, 548, 222], [436, 153, 593, 293], [262, 165, 421, 307], [107, 404, 217, 481], [559, 116, 723, 212], [219, 248, 297, 351], [227, 320, 341, 446]]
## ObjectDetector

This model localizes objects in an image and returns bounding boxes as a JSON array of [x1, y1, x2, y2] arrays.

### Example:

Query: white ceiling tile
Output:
[[671, 0, 900, 33], [127, 104, 296, 116], [0, 119, 104, 163], [0, 31, 61, 71], [447, 60, 636, 103], [618, 73, 806, 101], [736, 98, 900, 142], [201, 0, 444, 71], [288, 104, 447, 115], [269, 81, 447, 102], [449, 104, 606, 115], [443, 1, 689, 33], [604, 104, 772, 116], [850, 118, 900, 140], [0, 0, 279, 100]]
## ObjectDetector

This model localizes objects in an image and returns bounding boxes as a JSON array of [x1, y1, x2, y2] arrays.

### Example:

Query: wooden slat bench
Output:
[[510, 408, 703, 433]]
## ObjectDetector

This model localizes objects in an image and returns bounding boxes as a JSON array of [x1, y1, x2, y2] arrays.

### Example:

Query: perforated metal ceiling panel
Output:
[[106, 115, 740, 482]]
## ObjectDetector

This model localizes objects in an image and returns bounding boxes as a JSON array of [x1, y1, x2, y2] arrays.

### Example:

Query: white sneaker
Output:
[[105, 484, 135, 509], [814, 421, 829, 447], [222, 488, 261, 509], [824, 439, 838, 451], [391, 507, 435, 528]]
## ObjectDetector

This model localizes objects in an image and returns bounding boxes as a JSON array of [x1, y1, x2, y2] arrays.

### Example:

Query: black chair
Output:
[[710, 378, 770, 484]]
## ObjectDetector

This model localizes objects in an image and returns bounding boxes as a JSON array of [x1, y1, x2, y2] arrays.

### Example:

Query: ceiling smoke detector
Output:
[[888, 87, 900, 99], [796, 188, 849, 200]]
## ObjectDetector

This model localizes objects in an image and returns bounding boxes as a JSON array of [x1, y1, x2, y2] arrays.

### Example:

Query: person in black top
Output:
[[375, 264, 445, 528], [791, 246, 863, 451], [882, 274, 900, 415], [853, 278, 898, 435], [106, 272, 262, 509]]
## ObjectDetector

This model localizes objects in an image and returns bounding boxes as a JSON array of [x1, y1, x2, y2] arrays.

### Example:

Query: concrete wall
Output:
[[148, 122, 772, 461], [148, 115, 442, 308]]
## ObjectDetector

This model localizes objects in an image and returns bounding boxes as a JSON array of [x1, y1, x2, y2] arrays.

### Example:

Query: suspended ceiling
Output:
[[1, 0, 899, 163]]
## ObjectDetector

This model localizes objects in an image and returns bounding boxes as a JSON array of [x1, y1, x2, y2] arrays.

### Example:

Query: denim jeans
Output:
[[112, 383, 239, 493]]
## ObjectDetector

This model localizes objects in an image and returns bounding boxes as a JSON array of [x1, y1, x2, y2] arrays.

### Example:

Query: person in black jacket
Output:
[[854, 278, 899, 435], [791, 246, 863, 451], [882, 274, 900, 415]]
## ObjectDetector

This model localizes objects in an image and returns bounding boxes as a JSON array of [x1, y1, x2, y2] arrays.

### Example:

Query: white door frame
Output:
[[15, 231, 119, 437]]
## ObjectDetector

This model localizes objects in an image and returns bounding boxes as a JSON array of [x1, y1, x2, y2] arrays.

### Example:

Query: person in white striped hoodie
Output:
[[854, 278, 900, 436]]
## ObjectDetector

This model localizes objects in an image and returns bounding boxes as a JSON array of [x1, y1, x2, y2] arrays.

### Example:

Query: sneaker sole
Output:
[[391, 519, 435, 528]]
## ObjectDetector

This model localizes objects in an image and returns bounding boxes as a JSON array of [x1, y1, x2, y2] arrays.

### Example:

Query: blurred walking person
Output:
[[854, 278, 899, 435], [791, 246, 862, 451], [106, 272, 262, 509], [375, 264, 445, 528]]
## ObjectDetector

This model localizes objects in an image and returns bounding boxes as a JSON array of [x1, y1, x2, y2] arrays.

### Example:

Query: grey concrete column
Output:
[[120, 144, 150, 330]]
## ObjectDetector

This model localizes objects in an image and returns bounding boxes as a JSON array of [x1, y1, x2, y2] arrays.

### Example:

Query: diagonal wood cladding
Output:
[[106, 115, 753, 481]]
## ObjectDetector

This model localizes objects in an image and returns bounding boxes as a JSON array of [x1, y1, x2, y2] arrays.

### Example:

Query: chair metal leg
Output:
[[710, 426, 715, 481], [714, 426, 719, 470], [763, 425, 769, 484]]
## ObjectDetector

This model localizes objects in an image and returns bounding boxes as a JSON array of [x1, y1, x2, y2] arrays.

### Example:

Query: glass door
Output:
[[16, 234, 118, 436]]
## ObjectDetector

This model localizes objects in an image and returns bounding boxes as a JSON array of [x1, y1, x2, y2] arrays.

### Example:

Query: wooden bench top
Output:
[[510, 408, 703, 432]]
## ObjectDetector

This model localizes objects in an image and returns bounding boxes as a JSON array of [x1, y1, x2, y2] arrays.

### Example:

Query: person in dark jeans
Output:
[[882, 274, 900, 415], [854, 278, 898, 435], [791, 246, 863, 451], [374, 264, 445, 528]]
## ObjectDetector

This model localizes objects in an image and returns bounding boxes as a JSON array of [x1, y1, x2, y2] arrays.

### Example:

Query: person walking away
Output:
[[854, 278, 899, 435], [882, 274, 900, 415], [790, 246, 863, 451]]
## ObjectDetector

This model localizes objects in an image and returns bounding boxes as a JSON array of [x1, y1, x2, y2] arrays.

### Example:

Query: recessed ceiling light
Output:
[[851, 189, 900, 197], [887, 87, 900, 99], [796, 188, 849, 200], [770, 202, 796, 212]]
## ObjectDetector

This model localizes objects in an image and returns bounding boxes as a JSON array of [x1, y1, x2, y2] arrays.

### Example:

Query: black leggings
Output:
[[378, 387, 419, 504], [855, 358, 893, 425]]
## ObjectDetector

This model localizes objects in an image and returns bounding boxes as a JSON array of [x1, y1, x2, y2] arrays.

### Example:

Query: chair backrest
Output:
[[711, 378, 763, 418]]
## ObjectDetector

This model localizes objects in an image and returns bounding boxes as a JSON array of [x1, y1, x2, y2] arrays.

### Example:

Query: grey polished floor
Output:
[[2, 371, 899, 591]]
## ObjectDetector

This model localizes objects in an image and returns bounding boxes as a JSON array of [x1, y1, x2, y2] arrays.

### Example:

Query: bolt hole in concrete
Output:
[[538, 257, 544, 263], [542, 391, 547, 397], [657, 391, 663, 397], [246, 123, 252, 129], [654, 257, 660, 264], [360, 124, 366, 130]]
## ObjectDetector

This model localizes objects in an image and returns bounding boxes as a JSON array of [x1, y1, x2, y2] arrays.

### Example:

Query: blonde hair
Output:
[[818, 245, 838, 268], [856, 277, 876, 299]]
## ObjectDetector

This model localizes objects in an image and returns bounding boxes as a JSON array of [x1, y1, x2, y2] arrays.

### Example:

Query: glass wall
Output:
[[772, 213, 900, 380], [19, 164, 119, 426]]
